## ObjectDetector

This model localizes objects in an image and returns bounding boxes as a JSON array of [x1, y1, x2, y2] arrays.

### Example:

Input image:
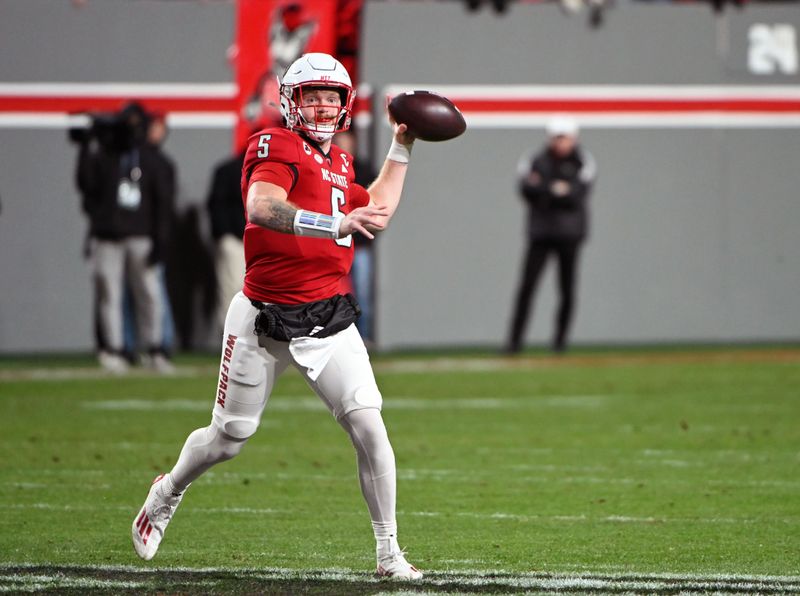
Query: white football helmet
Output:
[[280, 53, 355, 143]]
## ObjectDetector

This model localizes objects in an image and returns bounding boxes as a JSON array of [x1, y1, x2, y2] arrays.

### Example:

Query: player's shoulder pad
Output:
[[245, 126, 302, 168]]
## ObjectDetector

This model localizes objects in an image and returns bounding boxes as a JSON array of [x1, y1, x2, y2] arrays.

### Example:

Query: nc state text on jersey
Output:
[[321, 168, 348, 188]]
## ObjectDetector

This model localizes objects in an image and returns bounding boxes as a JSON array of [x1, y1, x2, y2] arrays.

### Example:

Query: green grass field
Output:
[[1, 347, 799, 594]]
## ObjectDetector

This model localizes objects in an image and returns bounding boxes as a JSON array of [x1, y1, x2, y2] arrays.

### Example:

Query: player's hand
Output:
[[386, 94, 416, 146], [339, 204, 389, 240], [393, 121, 415, 147], [550, 180, 570, 197]]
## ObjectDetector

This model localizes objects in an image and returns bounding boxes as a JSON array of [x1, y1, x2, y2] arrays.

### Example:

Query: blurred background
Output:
[[1, 0, 799, 357]]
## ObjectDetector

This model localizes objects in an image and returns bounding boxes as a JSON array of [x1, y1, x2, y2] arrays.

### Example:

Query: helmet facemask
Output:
[[279, 53, 355, 143], [282, 82, 353, 143]]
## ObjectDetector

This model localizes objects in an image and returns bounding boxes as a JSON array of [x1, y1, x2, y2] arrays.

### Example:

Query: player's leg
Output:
[[506, 239, 549, 353], [132, 292, 290, 560], [553, 240, 581, 352], [297, 325, 422, 579]]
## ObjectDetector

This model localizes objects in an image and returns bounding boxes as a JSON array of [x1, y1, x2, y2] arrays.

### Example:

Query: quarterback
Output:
[[131, 53, 421, 579]]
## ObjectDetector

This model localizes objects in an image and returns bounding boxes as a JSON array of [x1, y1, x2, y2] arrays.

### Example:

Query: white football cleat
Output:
[[132, 474, 184, 560], [376, 550, 423, 580]]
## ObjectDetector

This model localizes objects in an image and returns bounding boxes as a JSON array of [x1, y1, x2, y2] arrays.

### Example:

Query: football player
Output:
[[132, 53, 422, 580]]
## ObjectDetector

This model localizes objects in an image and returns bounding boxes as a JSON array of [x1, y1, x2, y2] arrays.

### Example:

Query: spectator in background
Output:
[[206, 148, 247, 334], [505, 116, 597, 354], [75, 102, 176, 374], [147, 113, 177, 360], [121, 112, 177, 364], [335, 130, 378, 344]]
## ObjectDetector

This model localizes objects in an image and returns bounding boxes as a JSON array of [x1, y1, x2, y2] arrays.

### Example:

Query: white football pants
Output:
[[168, 291, 396, 523]]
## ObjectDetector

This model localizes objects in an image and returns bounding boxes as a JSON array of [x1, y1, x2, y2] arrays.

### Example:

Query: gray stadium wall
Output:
[[0, 0, 798, 353]]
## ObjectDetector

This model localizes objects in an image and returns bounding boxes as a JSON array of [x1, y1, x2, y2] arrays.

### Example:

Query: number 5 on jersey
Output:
[[257, 134, 271, 158]]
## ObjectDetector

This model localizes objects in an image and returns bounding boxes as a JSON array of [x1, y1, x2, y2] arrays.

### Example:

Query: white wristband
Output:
[[387, 139, 412, 164], [293, 209, 344, 239]]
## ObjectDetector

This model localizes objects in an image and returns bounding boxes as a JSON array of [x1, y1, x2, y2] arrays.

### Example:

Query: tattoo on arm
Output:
[[252, 196, 296, 233], [266, 199, 296, 233]]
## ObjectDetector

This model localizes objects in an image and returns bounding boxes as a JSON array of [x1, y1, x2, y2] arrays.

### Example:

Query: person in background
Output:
[[121, 112, 177, 366], [334, 130, 378, 345], [76, 102, 176, 374], [505, 116, 597, 354], [206, 148, 247, 335]]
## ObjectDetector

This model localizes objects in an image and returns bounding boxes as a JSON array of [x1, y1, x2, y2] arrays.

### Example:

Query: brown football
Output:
[[388, 91, 467, 142]]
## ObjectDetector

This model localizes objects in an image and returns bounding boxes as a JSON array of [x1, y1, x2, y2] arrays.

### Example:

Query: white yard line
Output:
[[2, 349, 798, 381], [8, 502, 797, 526], [80, 394, 610, 412], [1, 564, 798, 594], [0, 365, 215, 381], [7, 464, 800, 491]]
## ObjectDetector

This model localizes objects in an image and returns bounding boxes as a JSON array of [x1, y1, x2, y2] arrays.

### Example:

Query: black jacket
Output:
[[518, 145, 596, 242], [77, 141, 175, 253], [207, 151, 247, 241]]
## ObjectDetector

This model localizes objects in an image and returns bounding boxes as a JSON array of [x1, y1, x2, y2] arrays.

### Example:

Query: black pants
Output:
[[507, 238, 582, 353]]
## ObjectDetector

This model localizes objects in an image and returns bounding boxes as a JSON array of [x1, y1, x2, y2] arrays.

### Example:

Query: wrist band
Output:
[[293, 209, 344, 239], [387, 139, 412, 164]]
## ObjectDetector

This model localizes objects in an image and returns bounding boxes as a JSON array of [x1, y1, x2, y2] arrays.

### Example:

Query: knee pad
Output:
[[212, 415, 259, 441], [213, 338, 268, 440], [338, 383, 383, 419], [197, 422, 247, 462]]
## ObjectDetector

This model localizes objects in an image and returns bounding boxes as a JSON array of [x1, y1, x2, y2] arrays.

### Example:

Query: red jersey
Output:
[[240, 127, 371, 305]]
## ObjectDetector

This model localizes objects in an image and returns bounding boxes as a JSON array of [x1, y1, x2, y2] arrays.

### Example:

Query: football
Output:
[[388, 90, 467, 142]]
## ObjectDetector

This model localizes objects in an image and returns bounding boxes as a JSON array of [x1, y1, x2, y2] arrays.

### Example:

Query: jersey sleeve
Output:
[[250, 162, 297, 194], [242, 128, 300, 193], [350, 183, 370, 209]]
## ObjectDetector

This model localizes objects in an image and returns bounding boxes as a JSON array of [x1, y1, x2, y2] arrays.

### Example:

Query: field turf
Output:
[[0, 346, 798, 594]]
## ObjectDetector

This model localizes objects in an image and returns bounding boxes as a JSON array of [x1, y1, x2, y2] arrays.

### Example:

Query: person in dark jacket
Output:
[[206, 150, 247, 333], [505, 116, 597, 354], [76, 102, 176, 373]]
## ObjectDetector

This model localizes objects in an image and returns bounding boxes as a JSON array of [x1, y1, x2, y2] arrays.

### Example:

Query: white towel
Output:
[[288, 329, 346, 381]]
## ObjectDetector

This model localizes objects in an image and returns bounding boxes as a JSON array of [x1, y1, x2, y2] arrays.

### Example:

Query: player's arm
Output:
[[365, 122, 415, 225], [246, 181, 296, 232], [246, 181, 388, 239]]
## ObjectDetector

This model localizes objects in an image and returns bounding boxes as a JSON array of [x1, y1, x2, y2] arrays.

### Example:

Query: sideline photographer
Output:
[[73, 102, 175, 373]]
